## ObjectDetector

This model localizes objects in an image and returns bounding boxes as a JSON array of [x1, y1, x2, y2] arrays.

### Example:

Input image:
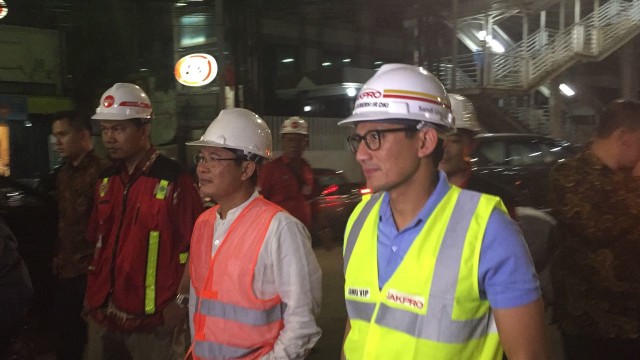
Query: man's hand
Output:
[[162, 300, 188, 328]]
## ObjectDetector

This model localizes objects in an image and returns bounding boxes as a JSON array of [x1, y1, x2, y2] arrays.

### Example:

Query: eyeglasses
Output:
[[346, 127, 417, 153], [194, 153, 238, 165]]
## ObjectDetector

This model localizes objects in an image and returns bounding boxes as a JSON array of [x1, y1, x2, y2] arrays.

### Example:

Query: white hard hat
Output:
[[91, 83, 152, 120], [186, 108, 272, 160], [338, 64, 453, 131], [280, 116, 309, 135], [448, 93, 483, 132]]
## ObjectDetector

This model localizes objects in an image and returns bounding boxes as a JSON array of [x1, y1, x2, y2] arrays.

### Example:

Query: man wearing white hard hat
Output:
[[438, 93, 517, 218], [84, 83, 204, 360], [258, 116, 314, 229], [182, 108, 321, 360], [340, 64, 547, 359]]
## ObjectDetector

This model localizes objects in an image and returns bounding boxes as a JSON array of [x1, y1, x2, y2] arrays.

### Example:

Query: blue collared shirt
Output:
[[377, 171, 540, 308]]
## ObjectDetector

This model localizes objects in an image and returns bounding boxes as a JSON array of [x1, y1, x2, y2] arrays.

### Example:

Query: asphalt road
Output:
[[308, 247, 347, 360]]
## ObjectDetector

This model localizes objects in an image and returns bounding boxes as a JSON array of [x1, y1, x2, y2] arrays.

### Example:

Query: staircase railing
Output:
[[431, 53, 481, 90], [445, 0, 640, 92]]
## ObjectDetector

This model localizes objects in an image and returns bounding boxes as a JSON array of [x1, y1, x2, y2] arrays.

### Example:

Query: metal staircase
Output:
[[437, 0, 640, 93]]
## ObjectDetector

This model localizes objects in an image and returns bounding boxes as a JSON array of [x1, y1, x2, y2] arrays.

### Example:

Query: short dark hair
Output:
[[596, 99, 640, 138], [52, 111, 92, 133], [127, 118, 150, 128]]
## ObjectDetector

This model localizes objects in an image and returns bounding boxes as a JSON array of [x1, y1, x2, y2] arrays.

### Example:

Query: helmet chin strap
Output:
[[244, 151, 265, 164]]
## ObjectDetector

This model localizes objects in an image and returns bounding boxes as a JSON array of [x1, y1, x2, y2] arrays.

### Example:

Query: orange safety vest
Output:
[[189, 196, 285, 360]]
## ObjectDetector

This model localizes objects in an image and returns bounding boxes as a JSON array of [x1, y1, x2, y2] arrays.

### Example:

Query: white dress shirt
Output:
[[189, 191, 322, 359]]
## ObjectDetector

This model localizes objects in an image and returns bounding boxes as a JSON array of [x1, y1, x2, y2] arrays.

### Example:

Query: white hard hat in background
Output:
[[92, 83, 153, 120], [448, 93, 483, 133], [280, 116, 309, 135], [186, 108, 272, 160], [338, 64, 453, 132]]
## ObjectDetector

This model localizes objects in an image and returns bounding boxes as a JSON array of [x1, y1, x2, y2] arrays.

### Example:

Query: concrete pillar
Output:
[[549, 78, 565, 138], [620, 41, 638, 99]]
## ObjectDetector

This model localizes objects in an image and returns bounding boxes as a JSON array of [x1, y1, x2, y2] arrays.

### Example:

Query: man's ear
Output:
[[141, 122, 152, 138], [417, 128, 438, 158], [240, 160, 257, 181]]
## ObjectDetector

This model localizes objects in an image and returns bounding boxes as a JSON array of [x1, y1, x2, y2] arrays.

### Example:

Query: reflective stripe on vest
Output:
[[144, 230, 160, 314], [191, 293, 282, 359], [99, 177, 109, 197], [194, 340, 256, 360], [197, 297, 283, 326], [179, 252, 188, 264], [155, 179, 169, 200], [343, 193, 383, 275]]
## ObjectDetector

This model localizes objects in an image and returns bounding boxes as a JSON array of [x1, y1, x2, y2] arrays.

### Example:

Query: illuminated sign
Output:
[[174, 53, 218, 87], [0, 0, 8, 20]]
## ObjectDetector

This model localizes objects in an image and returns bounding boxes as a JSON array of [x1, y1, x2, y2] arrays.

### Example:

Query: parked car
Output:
[[471, 133, 578, 210], [0, 176, 57, 327], [309, 168, 367, 247]]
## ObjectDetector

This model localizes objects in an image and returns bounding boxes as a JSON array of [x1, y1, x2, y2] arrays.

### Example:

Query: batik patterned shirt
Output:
[[56, 150, 109, 279], [550, 146, 640, 338]]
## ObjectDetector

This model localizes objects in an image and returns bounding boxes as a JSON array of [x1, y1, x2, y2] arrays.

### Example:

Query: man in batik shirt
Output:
[[52, 111, 109, 360], [550, 99, 640, 360]]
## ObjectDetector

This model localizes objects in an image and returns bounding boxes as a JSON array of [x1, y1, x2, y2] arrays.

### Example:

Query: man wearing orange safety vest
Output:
[[85, 83, 204, 360], [339, 65, 548, 359], [181, 108, 322, 359]]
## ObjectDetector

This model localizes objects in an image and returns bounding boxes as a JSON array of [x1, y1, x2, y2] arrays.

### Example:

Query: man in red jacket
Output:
[[258, 117, 314, 229], [84, 83, 203, 360]]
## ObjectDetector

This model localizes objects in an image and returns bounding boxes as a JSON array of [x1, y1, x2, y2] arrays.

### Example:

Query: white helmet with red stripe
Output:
[[91, 83, 153, 120], [338, 64, 453, 131], [280, 116, 309, 135]]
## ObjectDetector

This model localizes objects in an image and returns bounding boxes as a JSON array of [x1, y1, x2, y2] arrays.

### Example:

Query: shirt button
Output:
[[214, 240, 220, 245], [392, 246, 397, 252]]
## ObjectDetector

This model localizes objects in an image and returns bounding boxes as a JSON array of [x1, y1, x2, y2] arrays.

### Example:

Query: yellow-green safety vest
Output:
[[343, 186, 505, 359]]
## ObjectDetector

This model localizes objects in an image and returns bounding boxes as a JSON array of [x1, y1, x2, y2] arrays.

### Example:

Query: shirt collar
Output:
[[116, 146, 158, 179], [379, 171, 451, 230], [217, 191, 260, 222]]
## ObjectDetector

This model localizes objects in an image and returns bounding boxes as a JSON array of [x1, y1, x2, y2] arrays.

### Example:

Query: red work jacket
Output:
[[86, 151, 203, 330], [258, 156, 313, 229]]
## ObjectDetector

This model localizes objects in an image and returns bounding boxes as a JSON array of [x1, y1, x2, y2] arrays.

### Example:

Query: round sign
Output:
[[174, 53, 218, 87], [0, 0, 8, 20]]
